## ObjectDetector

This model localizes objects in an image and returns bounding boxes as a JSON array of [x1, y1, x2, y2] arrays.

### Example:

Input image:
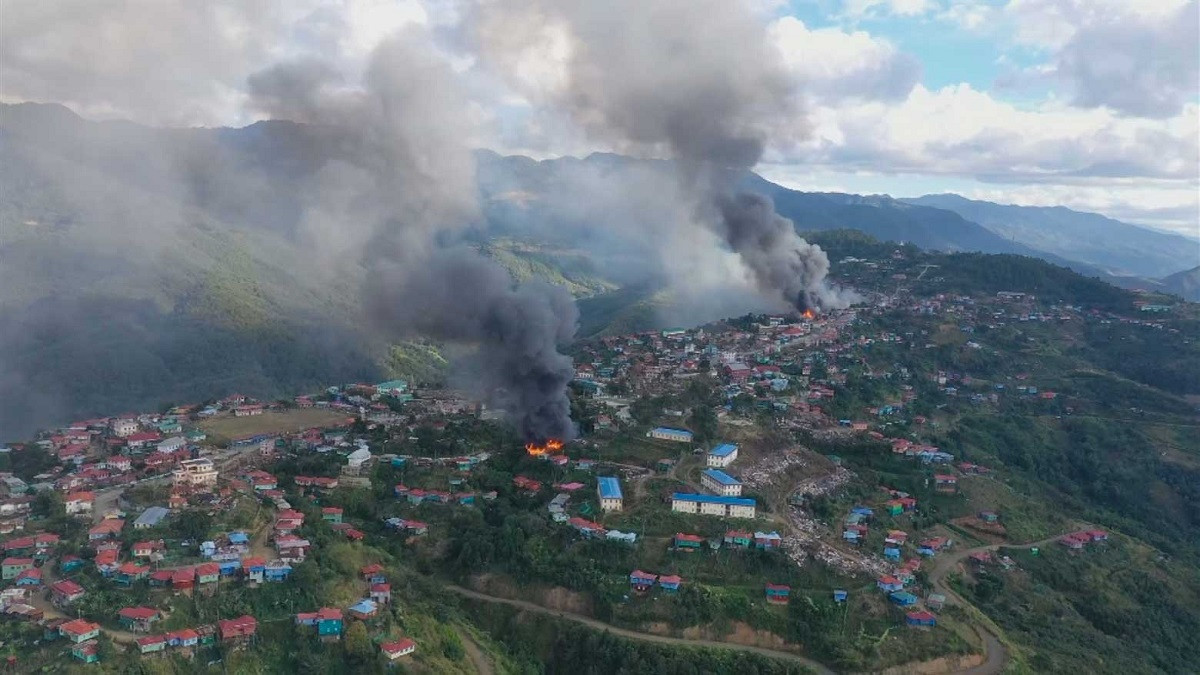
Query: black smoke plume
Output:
[[473, 0, 854, 312], [249, 28, 578, 442]]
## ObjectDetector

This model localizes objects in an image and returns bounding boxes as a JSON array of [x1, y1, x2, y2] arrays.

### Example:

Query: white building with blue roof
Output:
[[701, 469, 743, 497], [707, 443, 739, 467], [597, 476, 623, 512], [670, 493, 756, 518], [647, 427, 694, 443]]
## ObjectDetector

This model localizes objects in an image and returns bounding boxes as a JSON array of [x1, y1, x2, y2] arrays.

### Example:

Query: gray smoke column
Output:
[[369, 250, 578, 441], [473, 0, 853, 311], [249, 27, 578, 441]]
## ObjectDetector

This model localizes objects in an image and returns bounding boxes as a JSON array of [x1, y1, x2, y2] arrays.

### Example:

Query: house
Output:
[[889, 591, 919, 607], [132, 540, 165, 560], [877, 575, 904, 593], [117, 562, 150, 586], [723, 530, 752, 548], [380, 638, 417, 660], [166, 628, 201, 649], [670, 493, 756, 518], [14, 567, 41, 586], [700, 469, 742, 497], [94, 549, 120, 576], [112, 419, 139, 437], [72, 640, 100, 663], [173, 458, 218, 489], [657, 574, 682, 592], [264, 560, 292, 582], [833, 589, 848, 603], [60, 619, 102, 643], [50, 579, 86, 607], [196, 563, 220, 586], [706, 443, 739, 467], [978, 510, 999, 523], [934, 474, 958, 493], [134, 507, 170, 529], [918, 537, 950, 556], [347, 598, 379, 620], [629, 570, 657, 592], [138, 634, 168, 655], [884, 546, 901, 561], [321, 507, 343, 524], [89, 518, 125, 541], [673, 533, 703, 551], [370, 583, 391, 604], [606, 530, 637, 545], [297, 608, 344, 637], [647, 427, 694, 443], [172, 567, 196, 591], [765, 584, 790, 604], [156, 436, 186, 454], [597, 476, 623, 511], [927, 593, 946, 611], [885, 530, 909, 545], [750, 531, 780, 550], [361, 563, 386, 584], [59, 554, 84, 574], [906, 610, 937, 627], [218, 615, 258, 642], [119, 606, 161, 632], [64, 491, 94, 516], [1, 557, 33, 580], [242, 557, 266, 583]]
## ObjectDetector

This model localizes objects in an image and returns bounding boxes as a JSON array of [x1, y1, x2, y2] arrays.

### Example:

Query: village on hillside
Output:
[[0, 246, 1173, 672]]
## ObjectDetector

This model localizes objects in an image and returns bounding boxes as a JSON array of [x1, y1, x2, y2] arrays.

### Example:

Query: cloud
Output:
[[0, 0, 429, 126], [953, 0, 1199, 118], [768, 17, 921, 102], [842, 0, 936, 19], [790, 84, 1199, 183]]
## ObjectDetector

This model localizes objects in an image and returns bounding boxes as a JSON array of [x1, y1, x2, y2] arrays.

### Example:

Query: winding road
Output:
[[449, 531, 1072, 674], [446, 585, 836, 675]]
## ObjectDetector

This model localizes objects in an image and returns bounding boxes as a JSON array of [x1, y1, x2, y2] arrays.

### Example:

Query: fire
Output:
[[802, 309, 816, 319], [525, 439, 564, 456]]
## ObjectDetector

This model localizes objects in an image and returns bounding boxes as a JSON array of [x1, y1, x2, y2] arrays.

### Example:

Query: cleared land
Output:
[[198, 408, 352, 444]]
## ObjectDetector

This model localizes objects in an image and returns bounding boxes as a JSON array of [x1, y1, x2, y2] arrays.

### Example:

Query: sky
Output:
[[1, 0, 1197, 236]]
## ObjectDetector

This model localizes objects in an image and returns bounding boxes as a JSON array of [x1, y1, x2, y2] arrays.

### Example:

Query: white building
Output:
[[64, 491, 94, 516], [111, 419, 139, 437], [670, 493, 756, 519], [173, 458, 218, 489], [706, 443, 738, 467], [345, 447, 373, 475], [700, 469, 743, 497], [156, 436, 186, 454], [647, 427, 694, 443], [597, 476, 623, 512]]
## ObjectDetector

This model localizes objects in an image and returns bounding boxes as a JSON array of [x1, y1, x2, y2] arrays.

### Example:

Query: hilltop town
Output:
[[0, 242, 1196, 674]]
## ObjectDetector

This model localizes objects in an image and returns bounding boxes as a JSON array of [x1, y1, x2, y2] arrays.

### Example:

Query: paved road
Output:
[[445, 585, 836, 675]]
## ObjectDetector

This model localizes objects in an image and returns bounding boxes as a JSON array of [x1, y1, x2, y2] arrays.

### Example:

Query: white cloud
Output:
[[0, 0, 430, 126], [842, 0, 936, 19], [768, 17, 921, 102], [787, 84, 1198, 183]]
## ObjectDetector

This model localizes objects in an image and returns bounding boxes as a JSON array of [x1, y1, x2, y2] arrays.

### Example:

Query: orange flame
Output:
[[802, 309, 816, 319], [525, 439, 564, 456]]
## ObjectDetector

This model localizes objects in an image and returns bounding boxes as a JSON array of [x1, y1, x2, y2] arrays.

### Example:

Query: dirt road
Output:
[[445, 585, 836, 675]]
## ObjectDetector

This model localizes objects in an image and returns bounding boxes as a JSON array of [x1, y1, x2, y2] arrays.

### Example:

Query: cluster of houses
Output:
[[1058, 529, 1108, 550]]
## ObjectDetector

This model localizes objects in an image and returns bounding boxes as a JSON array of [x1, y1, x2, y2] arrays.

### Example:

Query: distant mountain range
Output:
[[0, 101, 1195, 436], [902, 193, 1199, 279]]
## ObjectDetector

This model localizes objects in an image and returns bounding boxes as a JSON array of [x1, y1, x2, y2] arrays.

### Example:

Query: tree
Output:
[[344, 621, 373, 663], [688, 406, 718, 445]]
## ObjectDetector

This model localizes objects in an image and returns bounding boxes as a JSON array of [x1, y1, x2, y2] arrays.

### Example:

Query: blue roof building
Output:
[[670, 493, 756, 518], [648, 427, 694, 443], [701, 469, 743, 496], [598, 476, 623, 512], [707, 443, 739, 467]]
